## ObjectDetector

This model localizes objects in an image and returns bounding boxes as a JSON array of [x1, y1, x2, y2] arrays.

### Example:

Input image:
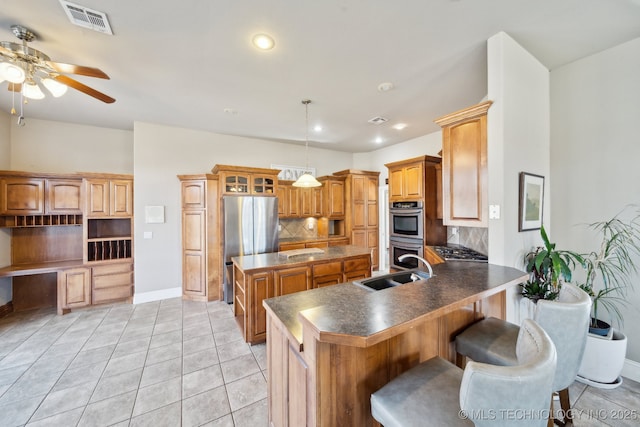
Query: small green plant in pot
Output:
[[575, 208, 640, 335], [521, 225, 580, 302]]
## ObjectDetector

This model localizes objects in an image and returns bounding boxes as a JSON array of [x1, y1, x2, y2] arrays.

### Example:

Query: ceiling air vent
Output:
[[368, 116, 388, 125], [59, 0, 113, 35]]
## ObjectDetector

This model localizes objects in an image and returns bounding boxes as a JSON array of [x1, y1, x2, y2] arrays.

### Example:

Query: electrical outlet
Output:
[[489, 205, 501, 220], [451, 227, 458, 235]]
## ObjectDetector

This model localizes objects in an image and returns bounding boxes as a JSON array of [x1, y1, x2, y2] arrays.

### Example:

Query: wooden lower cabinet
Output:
[[92, 262, 134, 305], [57, 267, 91, 314], [235, 254, 371, 344], [275, 266, 311, 296], [312, 261, 343, 288]]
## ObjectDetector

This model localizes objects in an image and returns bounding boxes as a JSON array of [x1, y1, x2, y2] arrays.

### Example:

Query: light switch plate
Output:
[[143, 231, 153, 239], [489, 205, 501, 220]]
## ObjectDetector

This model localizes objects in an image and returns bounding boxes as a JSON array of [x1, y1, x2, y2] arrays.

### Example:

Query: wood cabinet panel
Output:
[[335, 170, 379, 270], [110, 180, 133, 216], [85, 178, 133, 217], [436, 101, 491, 227], [275, 266, 311, 296], [91, 261, 133, 304], [320, 177, 345, 218], [46, 179, 82, 214], [0, 178, 45, 214], [251, 272, 274, 339], [58, 267, 91, 311], [182, 180, 206, 209], [183, 211, 205, 251], [288, 343, 309, 427], [184, 252, 206, 295], [85, 180, 110, 217]]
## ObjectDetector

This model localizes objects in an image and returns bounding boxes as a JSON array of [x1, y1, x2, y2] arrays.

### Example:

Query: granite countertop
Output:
[[263, 262, 527, 347], [279, 236, 349, 243], [231, 245, 372, 271]]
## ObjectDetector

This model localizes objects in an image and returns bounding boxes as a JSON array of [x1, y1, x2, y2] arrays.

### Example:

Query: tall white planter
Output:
[[576, 329, 627, 388]]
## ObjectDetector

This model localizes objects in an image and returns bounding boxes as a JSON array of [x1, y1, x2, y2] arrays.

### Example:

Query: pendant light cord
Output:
[[303, 99, 311, 172]]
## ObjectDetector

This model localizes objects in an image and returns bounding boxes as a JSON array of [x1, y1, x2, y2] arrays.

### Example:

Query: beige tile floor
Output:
[[0, 297, 639, 426]]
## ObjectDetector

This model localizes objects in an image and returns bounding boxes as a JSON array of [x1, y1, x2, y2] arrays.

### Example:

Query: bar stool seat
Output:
[[455, 283, 591, 426], [371, 319, 557, 427]]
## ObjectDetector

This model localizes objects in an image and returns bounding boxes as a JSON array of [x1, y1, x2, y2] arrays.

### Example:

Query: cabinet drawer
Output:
[[92, 262, 133, 276], [344, 257, 370, 272], [93, 272, 133, 289], [93, 285, 132, 304], [313, 261, 342, 277]]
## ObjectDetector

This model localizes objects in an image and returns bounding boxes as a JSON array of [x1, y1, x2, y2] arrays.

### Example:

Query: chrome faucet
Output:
[[398, 254, 434, 277]]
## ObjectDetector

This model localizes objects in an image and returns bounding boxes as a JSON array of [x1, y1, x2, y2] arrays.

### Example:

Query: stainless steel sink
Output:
[[353, 269, 431, 291]]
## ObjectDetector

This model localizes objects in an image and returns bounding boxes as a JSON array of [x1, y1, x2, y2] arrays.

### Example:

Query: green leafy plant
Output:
[[522, 225, 581, 302], [576, 208, 640, 329]]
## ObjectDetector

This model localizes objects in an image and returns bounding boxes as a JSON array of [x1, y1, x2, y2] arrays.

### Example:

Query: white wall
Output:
[[487, 32, 551, 322], [0, 111, 11, 305], [551, 37, 640, 363], [10, 119, 133, 173], [132, 122, 353, 297], [353, 132, 443, 183]]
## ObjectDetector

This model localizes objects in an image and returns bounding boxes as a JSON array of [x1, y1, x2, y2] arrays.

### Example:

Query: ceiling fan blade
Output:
[[0, 45, 17, 59], [7, 82, 21, 92], [53, 74, 115, 104], [46, 61, 110, 79]]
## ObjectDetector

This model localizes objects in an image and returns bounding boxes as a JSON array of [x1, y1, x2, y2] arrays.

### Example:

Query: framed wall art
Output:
[[270, 164, 316, 181], [518, 172, 544, 231]]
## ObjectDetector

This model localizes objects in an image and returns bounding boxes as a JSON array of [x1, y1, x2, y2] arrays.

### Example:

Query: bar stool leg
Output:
[[558, 388, 573, 426]]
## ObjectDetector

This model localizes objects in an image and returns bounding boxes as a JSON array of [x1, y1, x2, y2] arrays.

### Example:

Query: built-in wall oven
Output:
[[389, 236, 425, 270], [389, 201, 424, 240]]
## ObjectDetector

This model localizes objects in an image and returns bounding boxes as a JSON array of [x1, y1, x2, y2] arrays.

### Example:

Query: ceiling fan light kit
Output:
[[0, 24, 115, 124]]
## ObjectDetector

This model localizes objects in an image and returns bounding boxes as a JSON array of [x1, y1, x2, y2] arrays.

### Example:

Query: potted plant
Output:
[[575, 210, 640, 334], [574, 208, 640, 387], [521, 225, 579, 302]]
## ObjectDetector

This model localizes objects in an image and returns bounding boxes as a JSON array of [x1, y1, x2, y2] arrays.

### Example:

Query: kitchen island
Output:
[[232, 245, 372, 344], [263, 261, 527, 427]]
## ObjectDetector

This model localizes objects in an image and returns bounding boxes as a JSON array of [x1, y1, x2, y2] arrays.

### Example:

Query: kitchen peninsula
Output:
[[231, 245, 372, 344], [263, 261, 527, 427]]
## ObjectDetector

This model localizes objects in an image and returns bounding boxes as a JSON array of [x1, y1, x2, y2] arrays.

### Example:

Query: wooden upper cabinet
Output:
[[319, 176, 345, 218], [0, 177, 45, 215], [85, 177, 133, 218], [212, 165, 279, 196], [435, 101, 491, 227], [277, 181, 301, 218], [182, 180, 207, 210], [385, 157, 425, 202], [111, 180, 133, 216], [46, 179, 83, 214]]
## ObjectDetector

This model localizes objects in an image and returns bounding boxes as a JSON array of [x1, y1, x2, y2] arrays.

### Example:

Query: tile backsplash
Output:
[[447, 226, 488, 255], [279, 218, 318, 239]]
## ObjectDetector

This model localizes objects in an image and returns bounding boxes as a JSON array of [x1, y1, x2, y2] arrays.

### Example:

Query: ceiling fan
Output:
[[0, 24, 115, 106]]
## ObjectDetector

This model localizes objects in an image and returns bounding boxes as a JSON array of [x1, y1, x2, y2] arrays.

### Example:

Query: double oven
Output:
[[389, 201, 425, 270]]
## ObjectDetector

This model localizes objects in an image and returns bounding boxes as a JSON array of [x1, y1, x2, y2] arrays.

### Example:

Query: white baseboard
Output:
[[622, 358, 640, 383], [133, 287, 182, 305]]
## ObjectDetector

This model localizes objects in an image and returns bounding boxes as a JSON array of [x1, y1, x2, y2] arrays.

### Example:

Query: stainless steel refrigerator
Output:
[[223, 196, 279, 303]]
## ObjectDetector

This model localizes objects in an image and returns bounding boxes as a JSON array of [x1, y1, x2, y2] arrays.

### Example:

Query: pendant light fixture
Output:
[[293, 99, 322, 188]]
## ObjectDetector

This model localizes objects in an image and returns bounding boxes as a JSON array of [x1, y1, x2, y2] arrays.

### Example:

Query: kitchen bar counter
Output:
[[231, 245, 372, 344], [263, 262, 527, 426], [231, 245, 371, 271]]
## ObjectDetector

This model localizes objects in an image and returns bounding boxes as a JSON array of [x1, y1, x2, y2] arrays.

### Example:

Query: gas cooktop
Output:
[[432, 245, 488, 262]]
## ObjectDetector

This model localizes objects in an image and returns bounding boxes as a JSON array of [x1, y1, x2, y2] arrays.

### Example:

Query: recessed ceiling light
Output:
[[375, 137, 384, 144], [252, 33, 275, 50], [313, 125, 322, 132], [392, 123, 407, 130], [377, 82, 394, 92]]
